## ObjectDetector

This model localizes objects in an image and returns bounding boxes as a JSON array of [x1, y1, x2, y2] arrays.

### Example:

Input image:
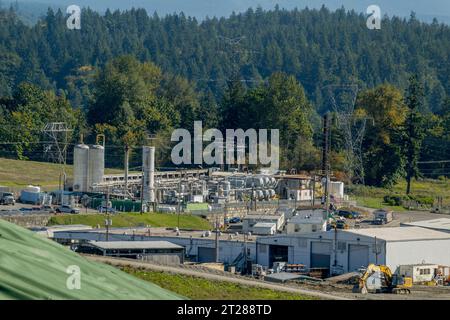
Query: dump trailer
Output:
[[353, 264, 412, 294]]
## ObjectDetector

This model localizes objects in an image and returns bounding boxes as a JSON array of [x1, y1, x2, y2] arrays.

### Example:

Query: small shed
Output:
[[77, 240, 185, 264]]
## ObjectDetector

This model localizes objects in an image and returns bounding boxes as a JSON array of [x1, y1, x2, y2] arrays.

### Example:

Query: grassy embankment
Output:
[[348, 179, 450, 211], [0, 157, 121, 190], [48, 212, 212, 230], [122, 267, 315, 300]]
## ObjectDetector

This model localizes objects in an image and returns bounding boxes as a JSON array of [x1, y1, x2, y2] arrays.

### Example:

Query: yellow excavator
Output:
[[353, 264, 412, 294]]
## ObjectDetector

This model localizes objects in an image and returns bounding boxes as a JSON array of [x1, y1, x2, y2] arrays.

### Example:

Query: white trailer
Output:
[[398, 264, 439, 284]]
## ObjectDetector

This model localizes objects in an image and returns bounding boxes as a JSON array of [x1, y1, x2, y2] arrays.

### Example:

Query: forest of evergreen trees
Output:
[[0, 5, 449, 187]]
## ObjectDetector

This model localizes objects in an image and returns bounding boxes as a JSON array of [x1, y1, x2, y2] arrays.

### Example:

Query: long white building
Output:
[[256, 227, 450, 275]]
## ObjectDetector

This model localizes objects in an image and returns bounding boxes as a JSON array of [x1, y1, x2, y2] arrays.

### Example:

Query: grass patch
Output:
[[353, 196, 407, 211], [47, 212, 212, 230], [122, 268, 315, 300], [0, 157, 120, 190], [348, 179, 450, 210]]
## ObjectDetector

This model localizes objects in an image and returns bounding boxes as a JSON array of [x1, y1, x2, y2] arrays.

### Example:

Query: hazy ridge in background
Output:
[[3, 0, 450, 24]]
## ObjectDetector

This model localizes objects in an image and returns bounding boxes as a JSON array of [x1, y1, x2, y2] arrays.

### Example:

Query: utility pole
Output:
[[323, 113, 337, 273], [375, 236, 378, 265], [43, 122, 72, 205], [312, 174, 316, 207], [177, 170, 183, 229], [243, 233, 248, 274], [322, 113, 331, 214], [124, 144, 129, 197], [105, 186, 111, 241], [140, 166, 144, 214], [215, 213, 220, 263]]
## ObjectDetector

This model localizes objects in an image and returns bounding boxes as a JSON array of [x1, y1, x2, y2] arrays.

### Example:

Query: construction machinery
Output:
[[251, 264, 266, 279], [353, 264, 412, 294]]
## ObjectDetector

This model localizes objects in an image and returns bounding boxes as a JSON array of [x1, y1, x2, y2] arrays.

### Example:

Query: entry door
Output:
[[348, 244, 369, 271], [310, 242, 331, 268], [197, 247, 216, 263]]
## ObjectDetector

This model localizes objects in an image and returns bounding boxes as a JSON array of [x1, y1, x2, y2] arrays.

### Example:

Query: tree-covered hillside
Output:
[[0, 6, 449, 112], [0, 6, 449, 187]]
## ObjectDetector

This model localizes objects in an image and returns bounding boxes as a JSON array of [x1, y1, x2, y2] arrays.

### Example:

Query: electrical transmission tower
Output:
[[323, 84, 368, 184], [43, 122, 72, 200]]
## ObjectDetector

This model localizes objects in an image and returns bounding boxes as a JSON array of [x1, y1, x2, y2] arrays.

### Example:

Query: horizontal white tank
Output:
[[24, 185, 41, 193]]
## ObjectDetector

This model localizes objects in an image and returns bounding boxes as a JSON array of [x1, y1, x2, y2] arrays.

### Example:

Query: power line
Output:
[[418, 160, 450, 164]]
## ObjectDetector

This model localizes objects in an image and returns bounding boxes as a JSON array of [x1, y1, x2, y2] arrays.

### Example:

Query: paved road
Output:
[[352, 205, 446, 229], [85, 255, 353, 300]]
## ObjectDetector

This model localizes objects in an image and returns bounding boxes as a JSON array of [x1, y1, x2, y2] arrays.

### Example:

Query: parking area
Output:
[[0, 202, 98, 216], [347, 209, 448, 229]]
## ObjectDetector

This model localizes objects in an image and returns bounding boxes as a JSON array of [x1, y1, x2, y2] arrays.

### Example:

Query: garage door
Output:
[[348, 244, 369, 272], [197, 247, 216, 263], [310, 242, 331, 268], [269, 245, 289, 267]]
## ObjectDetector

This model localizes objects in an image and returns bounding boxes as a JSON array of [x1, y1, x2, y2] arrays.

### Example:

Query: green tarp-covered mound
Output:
[[0, 219, 183, 300]]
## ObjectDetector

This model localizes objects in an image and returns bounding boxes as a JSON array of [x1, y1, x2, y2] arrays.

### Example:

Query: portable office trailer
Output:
[[398, 264, 439, 284]]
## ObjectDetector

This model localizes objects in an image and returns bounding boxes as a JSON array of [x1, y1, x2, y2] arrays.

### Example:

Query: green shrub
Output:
[[408, 195, 434, 206], [383, 195, 403, 206]]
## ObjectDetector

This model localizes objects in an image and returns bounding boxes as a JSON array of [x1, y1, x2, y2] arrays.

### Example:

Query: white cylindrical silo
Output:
[[73, 144, 89, 192], [88, 145, 105, 190], [142, 146, 155, 202]]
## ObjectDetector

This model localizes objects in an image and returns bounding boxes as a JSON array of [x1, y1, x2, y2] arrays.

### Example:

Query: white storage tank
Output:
[[73, 144, 89, 192], [221, 181, 231, 191], [142, 146, 155, 202], [88, 144, 105, 189], [257, 190, 264, 200], [269, 189, 276, 198], [330, 181, 345, 199], [25, 185, 41, 193]]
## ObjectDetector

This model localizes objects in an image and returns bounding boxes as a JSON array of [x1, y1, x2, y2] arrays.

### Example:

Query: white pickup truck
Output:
[[0, 192, 15, 205]]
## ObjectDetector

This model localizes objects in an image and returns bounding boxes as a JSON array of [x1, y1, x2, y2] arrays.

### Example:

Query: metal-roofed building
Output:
[[256, 227, 450, 276], [286, 209, 327, 234], [77, 240, 185, 264], [242, 213, 285, 233], [252, 222, 277, 235]]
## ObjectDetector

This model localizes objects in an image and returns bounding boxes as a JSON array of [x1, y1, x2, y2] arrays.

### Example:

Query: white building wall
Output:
[[386, 240, 450, 273], [256, 232, 386, 272], [286, 221, 327, 234], [54, 231, 256, 264], [253, 225, 276, 235], [243, 215, 284, 233]]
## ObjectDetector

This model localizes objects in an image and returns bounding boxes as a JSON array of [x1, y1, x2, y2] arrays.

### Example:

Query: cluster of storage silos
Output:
[[73, 143, 105, 192]]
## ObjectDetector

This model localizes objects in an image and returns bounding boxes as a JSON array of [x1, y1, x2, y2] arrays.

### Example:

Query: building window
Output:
[[419, 269, 431, 275]]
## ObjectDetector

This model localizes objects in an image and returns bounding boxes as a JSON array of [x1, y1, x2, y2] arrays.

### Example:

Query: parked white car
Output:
[[55, 205, 80, 214]]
